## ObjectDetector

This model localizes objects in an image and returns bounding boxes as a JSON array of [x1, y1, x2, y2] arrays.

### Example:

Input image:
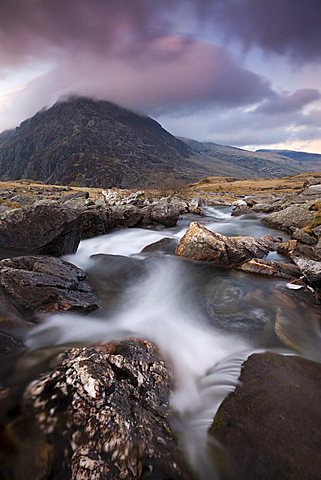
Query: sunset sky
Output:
[[0, 0, 321, 152]]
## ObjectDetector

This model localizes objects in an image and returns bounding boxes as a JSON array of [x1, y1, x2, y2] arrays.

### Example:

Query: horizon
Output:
[[1, 0, 321, 153]]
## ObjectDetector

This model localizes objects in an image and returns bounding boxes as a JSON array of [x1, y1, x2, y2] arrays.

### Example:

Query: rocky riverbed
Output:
[[1, 176, 321, 479]]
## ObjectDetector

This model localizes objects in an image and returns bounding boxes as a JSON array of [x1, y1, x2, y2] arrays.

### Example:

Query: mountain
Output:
[[180, 139, 303, 178], [0, 96, 199, 187], [0, 96, 319, 188]]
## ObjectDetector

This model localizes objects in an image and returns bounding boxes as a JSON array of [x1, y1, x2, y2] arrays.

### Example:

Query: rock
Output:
[[0, 204, 82, 256], [277, 239, 321, 262], [141, 238, 178, 256], [292, 228, 316, 245], [188, 197, 203, 214], [24, 340, 190, 480], [291, 257, 321, 287], [263, 203, 314, 232], [231, 205, 253, 216], [176, 222, 277, 265], [110, 204, 143, 227], [80, 208, 114, 240], [277, 239, 298, 256], [274, 287, 321, 361], [236, 258, 301, 279], [232, 199, 247, 207], [150, 202, 180, 227], [210, 352, 321, 480], [86, 254, 146, 310], [0, 256, 99, 314]]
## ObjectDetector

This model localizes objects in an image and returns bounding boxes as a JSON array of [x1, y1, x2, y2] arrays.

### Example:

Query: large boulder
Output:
[[23, 340, 190, 480], [263, 203, 314, 233], [210, 352, 321, 480], [0, 204, 82, 256], [0, 256, 99, 315], [176, 222, 276, 265]]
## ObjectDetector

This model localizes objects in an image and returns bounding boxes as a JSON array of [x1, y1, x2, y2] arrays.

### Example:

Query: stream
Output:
[[24, 207, 321, 478]]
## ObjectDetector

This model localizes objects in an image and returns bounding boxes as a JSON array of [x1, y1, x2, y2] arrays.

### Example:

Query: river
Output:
[[25, 206, 320, 478]]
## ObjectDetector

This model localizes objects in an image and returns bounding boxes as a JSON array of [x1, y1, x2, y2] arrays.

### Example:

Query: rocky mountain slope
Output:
[[0, 96, 320, 187]]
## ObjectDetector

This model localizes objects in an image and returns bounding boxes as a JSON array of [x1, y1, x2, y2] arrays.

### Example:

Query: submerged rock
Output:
[[0, 256, 99, 315], [176, 222, 277, 265], [24, 339, 191, 480], [0, 204, 82, 256], [210, 352, 321, 480]]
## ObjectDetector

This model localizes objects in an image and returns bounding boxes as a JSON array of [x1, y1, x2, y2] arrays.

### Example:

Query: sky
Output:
[[0, 0, 321, 152]]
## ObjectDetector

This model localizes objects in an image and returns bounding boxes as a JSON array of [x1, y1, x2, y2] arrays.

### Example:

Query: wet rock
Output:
[[0, 256, 99, 314], [141, 238, 178, 256], [263, 203, 314, 233], [86, 254, 146, 309], [150, 202, 180, 227], [203, 277, 277, 345], [24, 339, 190, 480], [210, 352, 321, 480], [176, 222, 277, 265], [0, 204, 82, 256], [274, 287, 321, 361], [291, 257, 321, 287], [236, 258, 301, 279]]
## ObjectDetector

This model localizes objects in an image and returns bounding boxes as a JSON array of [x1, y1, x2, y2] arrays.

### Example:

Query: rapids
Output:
[[25, 207, 316, 478]]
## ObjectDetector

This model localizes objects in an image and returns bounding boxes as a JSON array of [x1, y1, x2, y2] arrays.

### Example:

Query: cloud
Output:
[[157, 97, 321, 148], [254, 89, 321, 115], [0, 37, 273, 131]]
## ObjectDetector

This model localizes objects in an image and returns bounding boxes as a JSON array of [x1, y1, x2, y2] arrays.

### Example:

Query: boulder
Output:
[[236, 258, 301, 279], [23, 340, 191, 480], [263, 204, 314, 233], [176, 222, 277, 265], [110, 204, 143, 227], [0, 256, 99, 315], [210, 352, 321, 480], [80, 208, 114, 240], [150, 202, 180, 227], [0, 204, 82, 256]]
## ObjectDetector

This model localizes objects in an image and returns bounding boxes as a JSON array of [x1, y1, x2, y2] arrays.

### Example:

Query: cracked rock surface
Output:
[[24, 339, 191, 480]]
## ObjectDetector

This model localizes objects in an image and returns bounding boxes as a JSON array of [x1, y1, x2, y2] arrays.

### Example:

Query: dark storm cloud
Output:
[[1, 0, 320, 67], [255, 89, 321, 115], [208, 0, 321, 62]]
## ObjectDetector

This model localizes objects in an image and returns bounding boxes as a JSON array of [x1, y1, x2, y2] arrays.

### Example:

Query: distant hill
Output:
[[0, 96, 319, 188], [257, 149, 321, 164], [181, 139, 303, 179]]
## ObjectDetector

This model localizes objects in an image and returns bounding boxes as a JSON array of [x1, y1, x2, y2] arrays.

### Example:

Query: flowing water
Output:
[[21, 207, 321, 478]]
